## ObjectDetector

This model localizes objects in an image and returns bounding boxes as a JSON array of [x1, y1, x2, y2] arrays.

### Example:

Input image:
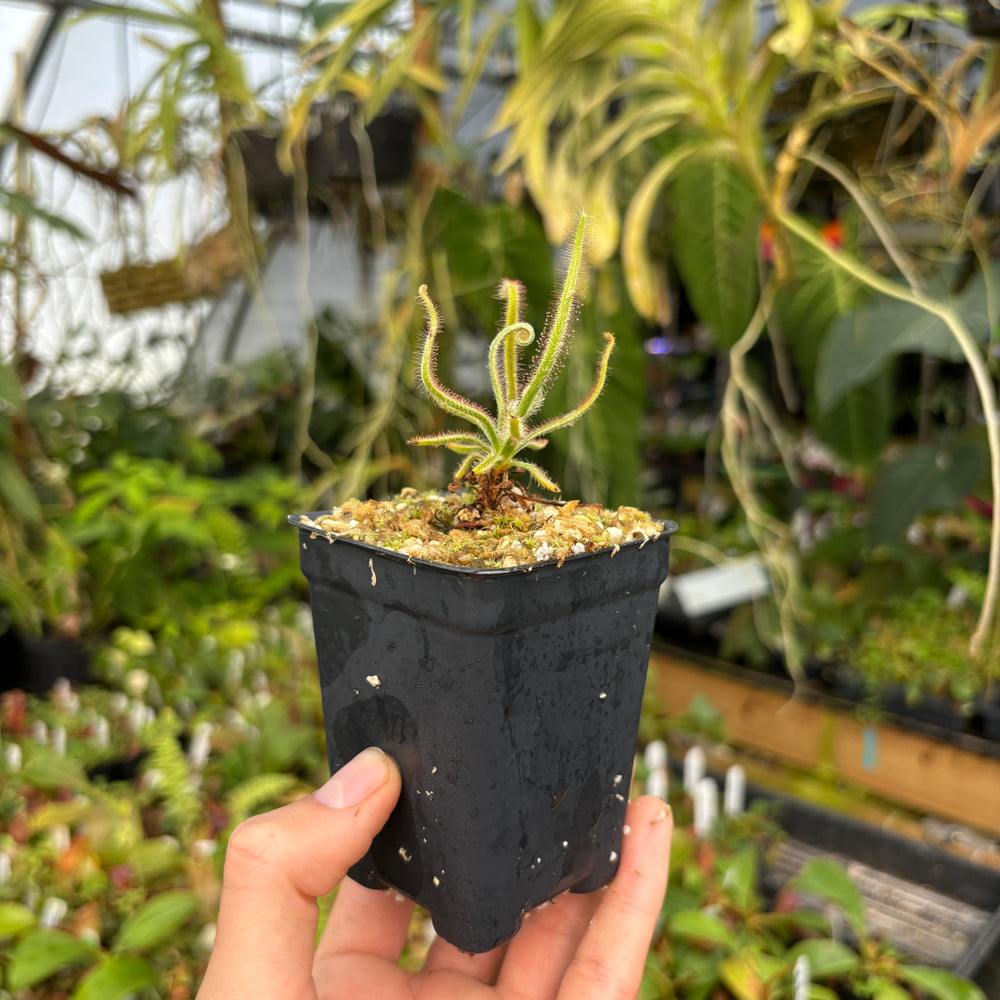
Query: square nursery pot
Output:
[[291, 511, 676, 953]]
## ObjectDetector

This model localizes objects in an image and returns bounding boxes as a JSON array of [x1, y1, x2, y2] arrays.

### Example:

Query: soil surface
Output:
[[299, 486, 664, 569]]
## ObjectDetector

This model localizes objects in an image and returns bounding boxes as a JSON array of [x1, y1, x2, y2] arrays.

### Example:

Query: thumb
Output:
[[197, 747, 401, 1000]]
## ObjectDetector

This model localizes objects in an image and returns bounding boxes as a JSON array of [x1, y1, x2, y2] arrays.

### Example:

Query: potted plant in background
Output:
[[290, 212, 677, 954], [496, 0, 1000, 702]]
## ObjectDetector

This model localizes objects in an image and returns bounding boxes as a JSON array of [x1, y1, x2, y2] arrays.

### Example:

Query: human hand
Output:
[[197, 746, 672, 1000]]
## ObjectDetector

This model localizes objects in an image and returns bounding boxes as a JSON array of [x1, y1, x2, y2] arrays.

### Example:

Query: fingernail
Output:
[[314, 747, 390, 809]]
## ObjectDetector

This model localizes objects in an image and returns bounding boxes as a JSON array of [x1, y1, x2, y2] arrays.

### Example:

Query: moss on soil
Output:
[[300, 487, 664, 569]]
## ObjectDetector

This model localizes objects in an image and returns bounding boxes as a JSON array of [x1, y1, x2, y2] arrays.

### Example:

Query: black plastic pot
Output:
[[291, 511, 675, 953], [0, 629, 90, 694], [965, 0, 1000, 38], [751, 786, 1000, 992], [979, 694, 1000, 741], [236, 97, 419, 211]]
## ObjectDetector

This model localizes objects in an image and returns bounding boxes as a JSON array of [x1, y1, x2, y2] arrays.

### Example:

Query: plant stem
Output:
[[779, 210, 1000, 661], [720, 279, 806, 681]]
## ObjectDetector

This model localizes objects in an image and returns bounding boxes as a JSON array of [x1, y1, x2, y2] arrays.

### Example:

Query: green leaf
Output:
[[769, 0, 817, 61], [666, 157, 764, 349], [721, 846, 760, 912], [71, 953, 158, 1000], [127, 837, 185, 881], [6, 929, 98, 991], [772, 227, 867, 383], [853, 3, 967, 28], [0, 188, 88, 239], [808, 987, 842, 1000], [0, 451, 42, 523], [898, 965, 986, 1000], [621, 139, 705, 322], [113, 890, 198, 953], [789, 857, 867, 938], [814, 366, 892, 470], [868, 436, 984, 544], [365, 11, 441, 118], [514, 0, 541, 67], [0, 362, 25, 413], [668, 909, 741, 952], [720, 952, 766, 1000], [816, 267, 994, 414], [0, 902, 37, 937], [787, 937, 860, 978], [21, 749, 86, 791], [869, 979, 917, 1000]]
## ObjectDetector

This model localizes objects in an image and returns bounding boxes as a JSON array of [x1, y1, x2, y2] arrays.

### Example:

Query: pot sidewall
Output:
[[295, 519, 673, 952]]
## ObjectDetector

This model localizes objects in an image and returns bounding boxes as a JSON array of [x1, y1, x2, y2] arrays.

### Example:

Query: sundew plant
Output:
[[408, 212, 615, 496]]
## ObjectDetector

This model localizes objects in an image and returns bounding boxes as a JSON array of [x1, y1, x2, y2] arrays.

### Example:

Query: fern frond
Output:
[[145, 709, 201, 840], [226, 772, 299, 826], [203, 506, 249, 558]]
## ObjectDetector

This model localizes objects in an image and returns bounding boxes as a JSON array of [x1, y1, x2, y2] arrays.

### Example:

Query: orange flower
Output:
[[759, 220, 776, 263], [821, 218, 843, 248]]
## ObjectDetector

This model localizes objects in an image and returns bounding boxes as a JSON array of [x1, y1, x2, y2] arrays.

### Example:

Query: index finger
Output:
[[557, 796, 672, 1000]]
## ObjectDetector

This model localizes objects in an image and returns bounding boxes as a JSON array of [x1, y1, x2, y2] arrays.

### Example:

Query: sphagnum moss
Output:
[[303, 488, 662, 569]]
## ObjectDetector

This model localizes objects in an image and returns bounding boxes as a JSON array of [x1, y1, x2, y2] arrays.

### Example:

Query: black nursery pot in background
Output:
[[291, 512, 675, 954]]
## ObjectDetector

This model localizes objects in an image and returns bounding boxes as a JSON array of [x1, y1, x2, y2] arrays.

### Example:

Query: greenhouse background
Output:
[[3, 0, 1000, 997]]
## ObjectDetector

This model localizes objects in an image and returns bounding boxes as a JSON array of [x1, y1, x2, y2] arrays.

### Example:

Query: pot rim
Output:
[[290, 510, 678, 579]]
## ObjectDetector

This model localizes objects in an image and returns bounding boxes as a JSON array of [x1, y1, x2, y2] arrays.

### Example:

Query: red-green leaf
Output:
[[72, 954, 158, 1000]]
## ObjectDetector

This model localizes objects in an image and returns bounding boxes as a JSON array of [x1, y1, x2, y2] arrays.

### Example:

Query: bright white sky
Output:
[[0, 0, 315, 394]]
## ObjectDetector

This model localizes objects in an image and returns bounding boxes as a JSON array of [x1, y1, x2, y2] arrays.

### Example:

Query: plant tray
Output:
[[650, 643, 1000, 837], [753, 789, 1000, 990]]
